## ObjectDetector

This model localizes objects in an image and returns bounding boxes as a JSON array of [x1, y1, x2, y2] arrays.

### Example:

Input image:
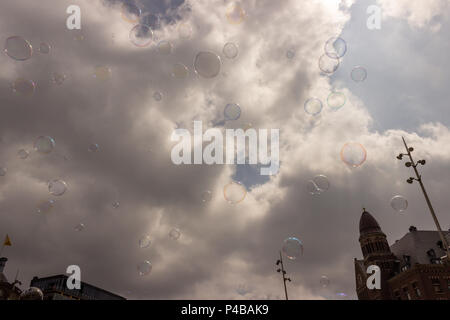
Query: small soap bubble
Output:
[[121, 3, 141, 24], [313, 175, 330, 192], [137, 260, 152, 276], [223, 181, 247, 204], [112, 201, 120, 209], [319, 54, 339, 74], [226, 2, 246, 25], [224, 103, 241, 121], [320, 275, 330, 288], [194, 51, 221, 79], [390, 195, 408, 213], [153, 91, 163, 101], [286, 49, 296, 59], [282, 237, 304, 260], [38, 42, 51, 54], [327, 92, 346, 111], [4, 36, 33, 61], [340, 143, 367, 168], [74, 223, 85, 232], [18, 149, 29, 159], [50, 72, 67, 86], [88, 143, 99, 152], [34, 136, 55, 154], [139, 235, 152, 248], [171, 63, 189, 79], [48, 179, 67, 196], [12, 78, 35, 96], [36, 199, 55, 215], [157, 40, 173, 55], [304, 98, 323, 116], [129, 24, 153, 47], [351, 66, 367, 82], [201, 190, 212, 203], [169, 228, 181, 240], [223, 42, 239, 59], [324, 37, 347, 59]]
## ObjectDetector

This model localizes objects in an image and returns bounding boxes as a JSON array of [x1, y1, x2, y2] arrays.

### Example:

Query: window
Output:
[[412, 282, 421, 298], [431, 278, 443, 293], [403, 287, 411, 300]]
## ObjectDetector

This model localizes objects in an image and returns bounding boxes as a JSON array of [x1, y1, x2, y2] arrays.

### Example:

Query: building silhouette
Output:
[[0, 255, 125, 300], [355, 209, 450, 300]]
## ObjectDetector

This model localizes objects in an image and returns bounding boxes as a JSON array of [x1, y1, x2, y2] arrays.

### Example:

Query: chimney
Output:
[[409, 226, 417, 232], [0, 257, 7, 273]]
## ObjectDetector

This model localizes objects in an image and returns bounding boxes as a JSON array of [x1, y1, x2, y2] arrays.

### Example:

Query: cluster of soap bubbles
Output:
[[306, 175, 330, 195], [390, 195, 408, 213], [340, 142, 367, 168], [282, 237, 304, 260], [318, 36, 346, 74]]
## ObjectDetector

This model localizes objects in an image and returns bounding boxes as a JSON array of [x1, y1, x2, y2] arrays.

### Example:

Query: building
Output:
[[30, 275, 126, 300], [354, 209, 450, 300], [0, 257, 22, 300]]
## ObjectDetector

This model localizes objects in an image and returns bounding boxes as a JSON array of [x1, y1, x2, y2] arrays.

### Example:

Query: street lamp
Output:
[[397, 137, 450, 262], [276, 251, 292, 300]]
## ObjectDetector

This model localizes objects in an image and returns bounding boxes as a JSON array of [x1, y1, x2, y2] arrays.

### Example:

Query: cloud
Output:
[[0, 0, 449, 301]]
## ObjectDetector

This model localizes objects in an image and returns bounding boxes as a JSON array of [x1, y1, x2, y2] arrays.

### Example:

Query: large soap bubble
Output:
[[4, 36, 33, 61], [282, 237, 304, 260], [194, 51, 221, 78]]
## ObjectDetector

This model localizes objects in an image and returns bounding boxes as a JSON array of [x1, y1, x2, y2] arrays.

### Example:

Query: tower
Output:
[[356, 209, 398, 299]]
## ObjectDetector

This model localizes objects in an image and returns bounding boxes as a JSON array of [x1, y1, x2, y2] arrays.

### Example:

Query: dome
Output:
[[359, 210, 381, 234]]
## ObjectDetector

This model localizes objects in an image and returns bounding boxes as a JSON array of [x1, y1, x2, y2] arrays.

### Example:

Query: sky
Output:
[[0, 0, 450, 300]]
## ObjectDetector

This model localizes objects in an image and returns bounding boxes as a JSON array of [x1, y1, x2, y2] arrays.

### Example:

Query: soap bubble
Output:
[[74, 223, 85, 232], [340, 142, 367, 168], [226, 2, 246, 25], [178, 23, 192, 39], [36, 199, 55, 215], [139, 235, 151, 248], [171, 63, 189, 79], [320, 275, 330, 288], [121, 3, 141, 23], [325, 37, 347, 59], [306, 180, 321, 195], [153, 91, 163, 101], [4, 36, 33, 61], [112, 201, 120, 209], [327, 91, 346, 111], [0, 168, 6, 176], [319, 54, 339, 74], [224, 103, 241, 121], [12, 78, 35, 96], [18, 149, 29, 159], [390, 195, 408, 213], [304, 98, 323, 116], [201, 190, 212, 203], [223, 42, 239, 59], [157, 40, 173, 55], [129, 24, 153, 47], [351, 66, 367, 82], [282, 237, 304, 260], [48, 179, 67, 196], [313, 175, 330, 192], [88, 143, 99, 152], [93, 66, 112, 81], [194, 51, 221, 78], [38, 42, 51, 54], [286, 49, 295, 59], [34, 136, 55, 154], [137, 260, 152, 276], [50, 72, 67, 86], [223, 181, 247, 204], [169, 228, 181, 240]]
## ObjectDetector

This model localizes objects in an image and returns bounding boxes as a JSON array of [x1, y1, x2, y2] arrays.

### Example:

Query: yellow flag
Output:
[[4, 235, 11, 246]]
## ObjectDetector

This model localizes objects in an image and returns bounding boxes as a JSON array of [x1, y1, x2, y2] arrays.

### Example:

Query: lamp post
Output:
[[396, 136, 450, 262], [276, 251, 291, 300]]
